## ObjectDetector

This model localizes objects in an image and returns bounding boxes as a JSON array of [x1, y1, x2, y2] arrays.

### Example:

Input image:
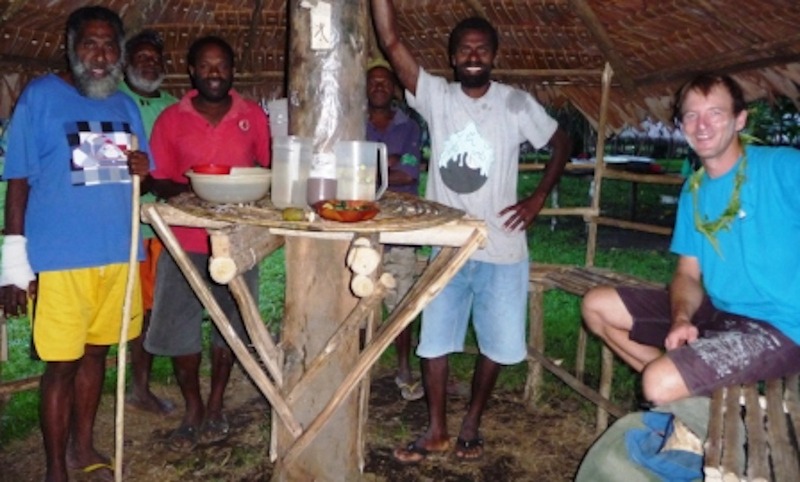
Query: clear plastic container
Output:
[[334, 140, 388, 201], [271, 135, 312, 208]]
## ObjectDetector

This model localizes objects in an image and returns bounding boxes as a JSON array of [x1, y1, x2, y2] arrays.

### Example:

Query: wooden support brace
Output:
[[144, 204, 302, 438], [229, 275, 283, 386], [285, 273, 391, 405], [523, 283, 545, 409], [280, 231, 486, 466], [525, 347, 626, 420]]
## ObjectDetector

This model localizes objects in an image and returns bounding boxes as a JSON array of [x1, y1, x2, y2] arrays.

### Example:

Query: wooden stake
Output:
[[115, 134, 140, 481]]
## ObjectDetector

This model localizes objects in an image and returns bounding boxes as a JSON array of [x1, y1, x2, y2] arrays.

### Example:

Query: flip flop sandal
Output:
[[201, 415, 231, 444], [78, 462, 114, 481], [454, 436, 484, 462], [392, 439, 450, 465], [168, 425, 198, 453], [395, 376, 425, 401]]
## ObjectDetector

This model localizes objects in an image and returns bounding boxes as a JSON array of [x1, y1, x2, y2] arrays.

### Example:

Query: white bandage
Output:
[[0, 235, 36, 290]]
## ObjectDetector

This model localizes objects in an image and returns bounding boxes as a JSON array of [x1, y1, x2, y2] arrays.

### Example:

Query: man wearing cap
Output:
[[120, 29, 178, 416], [366, 58, 425, 400]]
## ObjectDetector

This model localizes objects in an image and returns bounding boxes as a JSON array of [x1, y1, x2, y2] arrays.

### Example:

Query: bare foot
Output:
[[66, 448, 115, 480]]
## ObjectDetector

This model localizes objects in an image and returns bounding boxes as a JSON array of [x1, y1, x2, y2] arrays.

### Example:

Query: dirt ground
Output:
[[0, 364, 599, 482]]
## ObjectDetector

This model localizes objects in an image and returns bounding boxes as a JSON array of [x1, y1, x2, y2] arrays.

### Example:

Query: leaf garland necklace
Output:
[[688, 150, 747, 256]]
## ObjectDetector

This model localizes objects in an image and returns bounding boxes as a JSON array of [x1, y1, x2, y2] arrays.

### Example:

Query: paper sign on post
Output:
[[300, 1, 333, 51]]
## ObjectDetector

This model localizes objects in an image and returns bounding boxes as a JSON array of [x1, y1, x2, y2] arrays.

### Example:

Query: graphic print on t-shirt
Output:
[[66, 120, 133, 186], [438, 123, 493, 193]]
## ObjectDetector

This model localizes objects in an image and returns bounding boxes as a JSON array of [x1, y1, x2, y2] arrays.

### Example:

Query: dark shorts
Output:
[[144, 250, 258, 356], [618, 286, 800, 396]]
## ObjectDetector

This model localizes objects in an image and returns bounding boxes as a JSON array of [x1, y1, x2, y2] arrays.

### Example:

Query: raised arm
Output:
[[370, 0, 420, 95]]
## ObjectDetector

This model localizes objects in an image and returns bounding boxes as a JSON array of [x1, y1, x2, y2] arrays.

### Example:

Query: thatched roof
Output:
[[2, 0, 800, 131]]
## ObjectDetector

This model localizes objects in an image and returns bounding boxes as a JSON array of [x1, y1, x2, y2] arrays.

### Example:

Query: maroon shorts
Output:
[[617, 286, 800, 396]]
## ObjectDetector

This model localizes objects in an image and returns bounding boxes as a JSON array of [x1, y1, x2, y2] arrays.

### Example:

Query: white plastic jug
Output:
[[271, 135, 312, 208], [334, 140, 389, 201]]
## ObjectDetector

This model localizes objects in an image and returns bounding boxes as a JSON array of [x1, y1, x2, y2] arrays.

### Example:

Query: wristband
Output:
[[0, 234, 36, 290]]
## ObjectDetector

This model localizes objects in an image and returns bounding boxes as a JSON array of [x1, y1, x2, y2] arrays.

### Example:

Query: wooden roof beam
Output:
[[460, 0, 487, 18], [0, 0, 27, 28], [637, 52, 800, 88], [568, 0, 635, 93]]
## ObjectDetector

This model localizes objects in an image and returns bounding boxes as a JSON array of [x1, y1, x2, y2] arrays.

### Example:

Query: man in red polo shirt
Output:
[[144, 35, 270, 452]]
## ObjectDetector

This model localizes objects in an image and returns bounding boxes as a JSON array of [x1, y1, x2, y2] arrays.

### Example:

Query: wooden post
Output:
[[273, 2, 368, 480]]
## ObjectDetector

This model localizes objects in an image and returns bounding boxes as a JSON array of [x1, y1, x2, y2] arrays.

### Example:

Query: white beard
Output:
[[125, 65, 165, 94], [68, 49, 124, 99]]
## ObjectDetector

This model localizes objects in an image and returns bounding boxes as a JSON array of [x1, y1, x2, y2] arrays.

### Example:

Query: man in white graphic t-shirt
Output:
[[372, 0, 571, 464]]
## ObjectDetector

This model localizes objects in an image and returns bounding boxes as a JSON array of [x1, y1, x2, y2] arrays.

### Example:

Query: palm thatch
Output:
[[1, 0, 799, 130]]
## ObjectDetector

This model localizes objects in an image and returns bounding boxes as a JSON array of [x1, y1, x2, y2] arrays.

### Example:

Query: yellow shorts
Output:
[[31, 264, 143, 361], [140, 237, 163, 311]]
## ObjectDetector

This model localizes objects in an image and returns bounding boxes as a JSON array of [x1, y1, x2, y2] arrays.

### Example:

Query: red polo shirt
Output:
[[151, 89, 271, 253]]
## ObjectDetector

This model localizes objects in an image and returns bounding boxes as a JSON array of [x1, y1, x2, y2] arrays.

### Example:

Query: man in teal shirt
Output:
[[120, 29, 178, 415]]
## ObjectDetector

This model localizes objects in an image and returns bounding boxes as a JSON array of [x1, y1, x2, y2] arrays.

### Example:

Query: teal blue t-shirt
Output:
[[671, 144, 800, 344]]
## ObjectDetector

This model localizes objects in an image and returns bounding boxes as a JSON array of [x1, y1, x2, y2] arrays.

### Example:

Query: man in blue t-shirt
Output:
[[0, 7, 150, 481], [582, 74, 800, 406]]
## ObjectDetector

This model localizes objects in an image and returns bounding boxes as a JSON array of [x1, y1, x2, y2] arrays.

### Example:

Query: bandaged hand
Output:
[[0, 235, 36, 290]]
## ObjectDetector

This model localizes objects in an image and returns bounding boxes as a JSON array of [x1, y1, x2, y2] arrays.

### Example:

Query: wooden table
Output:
[[142, 191, 486, 480]]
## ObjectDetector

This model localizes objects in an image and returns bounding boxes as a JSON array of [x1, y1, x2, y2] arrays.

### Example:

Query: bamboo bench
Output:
[[523, 263, 665, 432], [705, 374, 800, 482]]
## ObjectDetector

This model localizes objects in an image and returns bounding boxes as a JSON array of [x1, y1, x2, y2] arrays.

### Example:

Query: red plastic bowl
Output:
[[192, 164, 231, 175]]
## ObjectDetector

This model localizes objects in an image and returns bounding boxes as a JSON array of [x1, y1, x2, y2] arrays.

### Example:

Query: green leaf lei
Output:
[[688, 151, 747, 256]]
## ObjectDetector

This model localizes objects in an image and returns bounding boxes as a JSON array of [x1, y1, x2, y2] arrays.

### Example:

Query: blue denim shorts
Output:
[[417, 256, 528, 365]]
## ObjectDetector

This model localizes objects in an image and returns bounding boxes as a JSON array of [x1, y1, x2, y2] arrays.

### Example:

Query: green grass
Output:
[[0, 165, 679, 445]]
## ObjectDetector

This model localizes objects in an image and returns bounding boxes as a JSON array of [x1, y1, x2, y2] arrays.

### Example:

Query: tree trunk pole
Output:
[[273, 2, 368, 481]]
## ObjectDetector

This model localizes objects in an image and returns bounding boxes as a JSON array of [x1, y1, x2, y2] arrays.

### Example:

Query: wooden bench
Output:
[[705, 374, 800, 481], [524, 263, 665, 432]]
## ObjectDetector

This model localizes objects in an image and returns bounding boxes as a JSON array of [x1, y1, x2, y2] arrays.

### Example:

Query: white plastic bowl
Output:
[[186, 167, 272, 203]]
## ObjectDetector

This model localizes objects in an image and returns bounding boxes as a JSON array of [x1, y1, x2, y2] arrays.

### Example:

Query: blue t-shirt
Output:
[[671, 144, 800, 344], [3, 74, 151, 271]]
